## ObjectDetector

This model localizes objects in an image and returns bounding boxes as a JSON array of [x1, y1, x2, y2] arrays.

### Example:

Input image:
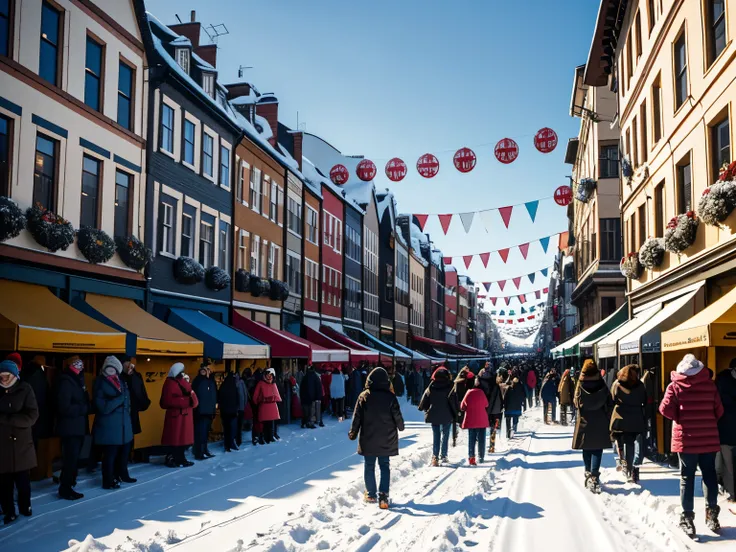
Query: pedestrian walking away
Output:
[[540, 369, 560, 424], [329, 367, 347, 421], [609, 364, 647, 484], [218, 369, 240, 452], [500, 370, 525, 439], [716, 358, 736, 505], [558, 369, 574, 426], [461, 376, 490, 465], [418, 367, 456, 465]]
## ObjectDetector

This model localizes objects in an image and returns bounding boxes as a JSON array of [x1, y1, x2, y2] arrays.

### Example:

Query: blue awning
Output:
[[166, 308, 269, 360], [344, 326, 411, 361]]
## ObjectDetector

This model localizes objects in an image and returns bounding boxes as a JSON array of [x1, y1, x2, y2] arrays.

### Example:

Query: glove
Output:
[[348, 431, 357, 441]]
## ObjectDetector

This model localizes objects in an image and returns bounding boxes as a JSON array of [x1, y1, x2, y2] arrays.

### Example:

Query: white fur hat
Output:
[[676, 354, 704, 377], [168, 362, 186, 378]]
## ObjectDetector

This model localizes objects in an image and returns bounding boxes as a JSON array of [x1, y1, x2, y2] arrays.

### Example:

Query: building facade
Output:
[[343, 201, 363, 328], [444, 266, 458, 343]]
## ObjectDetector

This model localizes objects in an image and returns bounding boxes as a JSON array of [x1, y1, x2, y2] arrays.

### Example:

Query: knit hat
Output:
[[431, 367, 450, 381], [676, 354, 704, 377], [0, 359, 19, 378], [6, 353, 22, 371], [102, 356, 123, 375], [69, 357, 84, 374], [168, 362, 186, 378]]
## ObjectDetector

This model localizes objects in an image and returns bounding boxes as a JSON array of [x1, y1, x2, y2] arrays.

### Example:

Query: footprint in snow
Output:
[[464, 540, 479, 547], [358, 525, 370, 535]]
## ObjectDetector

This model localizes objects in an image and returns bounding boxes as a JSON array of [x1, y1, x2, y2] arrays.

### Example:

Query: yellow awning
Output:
[[661, 285, 736, 351], [0, 281, 126, 353], [85, 294, 203, 356]]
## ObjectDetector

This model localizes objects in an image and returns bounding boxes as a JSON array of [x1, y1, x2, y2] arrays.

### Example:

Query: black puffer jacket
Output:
[[121, 369, 151, 435], [21, 361, 52, 439], [218, 372, 240, 417], [0, 380, 39, 474], [418, 369, 456, 425], [573, 376, 613, 450], [716, 368, 736, 446], [300, 369, 323, 404], [55, 370, 90, 437], [192, 374, 217, 417], [350, 368, 405, 457], [501, 379, 526, 414], [478, 369, 504, 416], [609, 367, 647, 435]]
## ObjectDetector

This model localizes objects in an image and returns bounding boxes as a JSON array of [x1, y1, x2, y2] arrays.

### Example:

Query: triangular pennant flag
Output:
[[527, 315, 534, 320], [414, 214, 429, 231], [499, 310, 505, 316], [438, 214, 453, 234], [512, 277, 522, 289], [519, 294, 526, 304], [521, 307, 527, 314], [498, 248, 510, 263], [518, 318, 524, 323], [535, 290, 541, 299], [530, 306, 536, 312], [543, 287, 549, 293], [525, 200, 539, 222], [490, 297, 497, 306], [539, 236, 550, 253], [528, 273, 536, 284], [506, 319, 512, 324], [463, 255, 473, 269], [443, 256, 453, 265], [478, 209, 495, 233], [498, 206, 513, 228], [541, 268, 549, 277], [518, 243, 530, 259], [509, 310, 516, 316], [483, 282, 492, 292], [498, 280, 506, 291], [490, 310, 497, 315], [479, 252, 491, 268], [559, 231, 570, 250], [459, 212, 475, 233], [504, 297, 511, 306]]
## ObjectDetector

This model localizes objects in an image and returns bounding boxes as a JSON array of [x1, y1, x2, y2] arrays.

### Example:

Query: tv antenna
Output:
[[203, 23, 229, 44], [238, 65, 253, 78]]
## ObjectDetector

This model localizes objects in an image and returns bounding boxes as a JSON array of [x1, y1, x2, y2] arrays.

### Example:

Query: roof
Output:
[[445, 265, 457, 272], [584, 0, 628, 86], [431, 249, 444, 267], [342, 180, 375, 209]]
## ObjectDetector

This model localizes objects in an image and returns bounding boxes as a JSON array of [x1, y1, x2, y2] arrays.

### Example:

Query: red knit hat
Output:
[[466, 371, 475, 380], [6, 353, 21, 371]]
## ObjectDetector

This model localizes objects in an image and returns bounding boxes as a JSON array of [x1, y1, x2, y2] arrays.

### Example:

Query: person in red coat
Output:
[[253, 368, 282, 444], [289, 376, 303, 419], [160, 363, 198, 467], [461, 377, 489, 465], [660, 354, 724, 536]]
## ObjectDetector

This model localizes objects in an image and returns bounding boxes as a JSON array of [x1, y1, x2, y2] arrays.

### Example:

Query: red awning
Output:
[[411, 334, 469, 355], [320, 326, 381, 364]]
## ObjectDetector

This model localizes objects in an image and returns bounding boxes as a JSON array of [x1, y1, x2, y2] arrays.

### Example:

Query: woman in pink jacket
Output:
[[461, 376, 489, 466], [659, 354, 724, 537], [253, 368, 282, 444]]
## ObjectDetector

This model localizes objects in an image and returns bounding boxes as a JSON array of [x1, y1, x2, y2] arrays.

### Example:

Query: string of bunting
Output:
[[484, 288, 549, 307], [479, 266, 553, 293], [444, 232, 568, 268]]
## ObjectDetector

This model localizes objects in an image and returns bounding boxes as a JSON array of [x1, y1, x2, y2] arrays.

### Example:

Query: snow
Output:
[[431, 249, 443, 267], [445, 265, 457, 272], [342, 180, 375, 208], [170, 35, 192, 47], [254, 114, 273, 140], [230, 90, 259, 106]]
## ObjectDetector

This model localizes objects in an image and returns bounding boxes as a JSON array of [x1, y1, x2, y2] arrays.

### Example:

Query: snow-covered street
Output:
[[0, 403, 733, 552]]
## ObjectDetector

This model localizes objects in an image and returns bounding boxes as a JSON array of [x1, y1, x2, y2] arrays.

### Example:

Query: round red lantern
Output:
[[554, 185, 573, 206], [356, 159, 377, 182], [329, 164, 349, 185], [416, 153, 440, 179], [494, 138, 519, 164], [534, 127, 558, 153], [385, 158, 407, 182], [453, 147, 477, 173]]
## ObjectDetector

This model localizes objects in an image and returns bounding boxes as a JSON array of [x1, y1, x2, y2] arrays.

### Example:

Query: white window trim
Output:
[[306, 206, 319, 244], [250, 167, 262, 214], [202, 72, 215, 98], [181, 212, 194, 257], [202, 125, 217, 183], [250, 235, 261, 277], [159, 100, 178, 160], [160, 202, 176, 258], [262, 175, 271, 219], [219, 141, 232, 191], [182, 113, 201, 173], [175, 47, 190, 74], [200, 220, 214, 269]]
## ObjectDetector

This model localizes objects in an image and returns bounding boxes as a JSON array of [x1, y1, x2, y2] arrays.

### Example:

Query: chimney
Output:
[[170, 12, 201, 48], [191, 10, 196, 22], [256, 96, 279, 147], [195, 44, 217, 68], [292, 131, 303, 171]]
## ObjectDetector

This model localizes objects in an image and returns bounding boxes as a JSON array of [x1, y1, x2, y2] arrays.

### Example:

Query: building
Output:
[[299, 159, 323, 332], [566, 63, 625, 330], [457, 276, 470, 344], [444, 266, 458, 343], [376, 190, 398, 342], [428, 248, 446, 341], [392, 204, 410, 346], [397, 214, 428, 338], [343, 198, 364, 329]]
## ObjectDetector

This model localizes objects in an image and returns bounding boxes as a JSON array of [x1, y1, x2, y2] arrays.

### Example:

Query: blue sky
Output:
[[147, 0, 600, 311]]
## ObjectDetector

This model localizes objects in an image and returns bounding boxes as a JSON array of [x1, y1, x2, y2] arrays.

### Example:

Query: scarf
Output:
[[106, 374, 122, 391]]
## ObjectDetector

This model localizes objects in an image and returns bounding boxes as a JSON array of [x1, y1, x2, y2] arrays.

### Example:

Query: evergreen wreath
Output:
[[77, 226, 115, 264], [0, 196, 26, 242], [115, 235, 152, 271], [173, 256, 205, 285], [25, 203, 75, 252], [268, 279, 290, 301], [664, 212, 699, 255], [698, 181, 736, 227], [620, 252, 643, 279], [205, 266, 231, 291], [235, 269, 251, 292], [575, 178, 596, 203], [638, 237, 665, 269]]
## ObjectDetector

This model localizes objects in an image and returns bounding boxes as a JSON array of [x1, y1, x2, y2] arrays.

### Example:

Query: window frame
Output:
[[270, 181, 278, 222], [237, 228, 247, 270], [117, 59, 135, 131], [80, 154, 102, 229], [598, 144, 619, 178], [710, 115, 731, 181], [181, 212, 194, 257], [202, 72, 215, 98], [84, 34, 104, 112], [0, 0, 13, 58], [39, 1, 62, 87], [250, 167, 262, 213], [673, 30, 688, 111], [202, 132, 214, 178], [652, 75, 663, 144], [676, 154, 693, 214], [706, 0, 727, 67], [175, 47, 190, 74], [113, 168, 133, 238], [158, 198, 176, 256], [183, 119, 195, 166], [0, 114, 12, 197], [250, 234, 260, 277], [654, 181, 664, 238], [219, 144, 230, 189], [33, 132, 58, 212], [199, 220, 214, 269], [218, 221, 229, 270], [160, 103, 175, 154]]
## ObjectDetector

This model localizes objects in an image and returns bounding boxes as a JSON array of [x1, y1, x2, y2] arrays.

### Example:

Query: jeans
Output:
[[543, 400, 557, 422], [679, 452, 719, 513], [633, 433, 644, 466], [115, 440, 133, 480], [582, 449, 603, 475], [468, 428, 487, 459], [364, 455, 390, 497], [59, 435, 84, 492], [432, 423, 451, 458], [615, 432, 637, 469], [505, 415, 519, 438], [0, 471, 30, 516]]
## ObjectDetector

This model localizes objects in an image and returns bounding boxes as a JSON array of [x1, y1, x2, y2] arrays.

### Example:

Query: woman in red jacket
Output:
[[253, 368, 282, 444], [461, 376, 489, 465], [160, 363, 198, 467], [660, 354, 724, 537]]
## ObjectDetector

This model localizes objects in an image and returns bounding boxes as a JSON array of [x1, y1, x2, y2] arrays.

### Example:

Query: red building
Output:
[[444, 266, 458, 344]]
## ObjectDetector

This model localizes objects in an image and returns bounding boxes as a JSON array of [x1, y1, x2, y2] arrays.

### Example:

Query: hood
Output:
[[102, 356, 123, 375], [578, 379, 609, 409], [366, 367, 391, 391], [454, 367, 471, 383], [670, 365, 713, 386], [431, 367, 451, 382], [168, 362, 186, 378], [676, 354, 704, 377], [617, 364, 640, 386], [580, 358, 598, 380]]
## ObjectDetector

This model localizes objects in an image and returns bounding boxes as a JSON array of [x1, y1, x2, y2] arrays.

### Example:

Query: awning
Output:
[[77, 294, 203, 356], [320, 326, 386, 365], [233, 310, 310, 359], [555, 303, 628, 357], [619, 284, 703, 355], [390, 341, 440, 368], [595, 305, 661, 359], [344, 326, 412, 361], [166, 308, 268, 360], [662, 284, 736, 352], [412, 334, 473, 356], [304, 326, 365, 366], [0, 280, 125, 353]]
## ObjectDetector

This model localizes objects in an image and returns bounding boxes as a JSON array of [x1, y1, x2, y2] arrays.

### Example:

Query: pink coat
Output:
[[460, 388, 489, 429], [253, 380, 282, 422], [160, 377, 198, 447], [659, 368, 724, 453]]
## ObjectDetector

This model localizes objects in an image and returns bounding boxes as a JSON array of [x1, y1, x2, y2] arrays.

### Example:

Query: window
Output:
[[183, 120, 195, 165], [648, 0, 656, 33], [261, 176, 268, 214], [674, 32, 688, 110], [599, 145, 619, 178], [640, 100, 648, 162], [625, 32, 633, 88], [202, 73, 214, 98], [237, 229, 247, 269], [654, 182, 664, 237], [160, 104, 174, 153], [270, 182, 278, 221], [629, 212, 637, 254], [638, 204, 646, 247], [625, 128, 632, 168], [199, 222, 214, 268], [0, 0, 11, 57], [250, 167, 262, 212], [267, 243, 276, 278], [181, 214, 193, 257], [335, 219, 342, 252], [236, 162, 244, 203], [0, 115, 10, 197], [286, 253, 302, 295], [323, 212, 330, 245], [39, 1, 61, 86], [34, 134, 57, 210], [84, 36, 103, 111], [250, 235, 260, 276], [634, 11, 642, 60], [288, 196, 302, 235], [306, 207, 318, 243], [219, 222, 229, 269], [117, 61, 134, 130], [158, 199, 175, 255], [305, 259, 318, 301], [711, 116, 731, 179], [652, 76, 662, 143], [202, 133, 213, 177], [175, 47, 189, 74], [219, 145, 229, 187], [346, 225, 361, 262], [632, 117, 639, 167], [676, 156, 692, 213], [707, 0, 726, 65], [80, 156, 100, 228], [602, 297, 617, 319], [114, 170, 131, 237]]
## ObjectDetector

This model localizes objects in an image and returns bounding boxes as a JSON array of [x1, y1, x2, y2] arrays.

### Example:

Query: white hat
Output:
[[103, 356, 123, 375], [168, 362, 186, 378], [266, 368, 276, 376], [676, 354, 704, 377]]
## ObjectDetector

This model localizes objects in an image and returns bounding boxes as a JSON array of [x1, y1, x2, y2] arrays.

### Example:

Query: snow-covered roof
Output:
[[231, 90, 259, 106], [300, 157, 325, 198], [431, 249, 443, 267], [563, 255, 574, 267], [254, 114, 273, 141], [445, 265, 457, 272], [342, 180, 375, 208], [191, 51, 214, 72], [410, 238, 429, 267], [170, 35, 192, 47], [376, 189, 396, 226]]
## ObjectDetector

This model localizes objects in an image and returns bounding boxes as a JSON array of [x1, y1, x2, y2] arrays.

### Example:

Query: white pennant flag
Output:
[[478, 209, 495, 233], [459, 212, 475, 233]]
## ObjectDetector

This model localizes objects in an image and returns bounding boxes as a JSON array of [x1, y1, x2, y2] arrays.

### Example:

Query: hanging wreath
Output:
[[25, 204, 75, 252], [719, 160, 736, 182], [115, 235, 152, 271], [638, 237, 665, 269], [77, 226, 115, 264], [698, 180, 736, 227], [575, 178, 597, 203], [268, 279, 290, 301], [205, 266, 231, 291], [664, 212, 699, 255], [249, 275, 265, 297], [235, 269, 251, 292], [620, 252, 642, 279], [173, 256, 205, 285], [0, 197, 26, 242], [621, 155, 633, 180]]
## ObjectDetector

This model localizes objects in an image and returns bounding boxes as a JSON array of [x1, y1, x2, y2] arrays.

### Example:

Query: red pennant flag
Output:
[[498, 248, 510, 263], [506, 319, 513, 324], [414, 214, 429, 231], [490, 297, 497, 306], [504, 297, 511, 306], [479, 252, 491, 268], [519, 294, 526, 303], [499, 206, 513, 228], [512, 277, 522, 289], [527, 315, 534, 320], [438, 214, 453, 234], [535, 290, 541, 299], [518, 318, 524, 323], [463, 255, 473, 269], [443, 256, 453, 265], [518, 242, 530, 259], [498, 280, 506, 291], [543, 287, 549, 293]]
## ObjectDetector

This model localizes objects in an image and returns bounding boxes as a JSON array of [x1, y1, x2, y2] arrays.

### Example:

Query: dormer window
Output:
[[175, 47, 190, 74], [202, 73, 215, 98]]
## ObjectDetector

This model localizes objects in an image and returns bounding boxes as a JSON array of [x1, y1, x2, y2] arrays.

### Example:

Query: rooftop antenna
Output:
[[296, 111, 306, 132], [175, 14, 183, 23], [238, 65, 253, 78], [202, 23, 229, 44]]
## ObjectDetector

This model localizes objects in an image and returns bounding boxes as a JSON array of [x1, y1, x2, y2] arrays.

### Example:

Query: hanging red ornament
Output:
[[453, 147, 477, 173], [329, 164, 349, 185], [534, 128, 558, 153], [356, 159, 377, 181], [385, 158, 407, 182], [494, 138, 519, 164], [554, 185, 573, 206], [416, 153, 440, 178]]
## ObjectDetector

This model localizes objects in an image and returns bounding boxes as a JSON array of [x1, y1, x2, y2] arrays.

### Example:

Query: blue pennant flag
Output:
[[541, 268, 549, 277], [528, 273, 536, 284], [525, 200, 539, 223], [499, 310, 506, 316], [539, 236, 550, 253], [521, 307, 527, 314], [530, 306, 536, 313]]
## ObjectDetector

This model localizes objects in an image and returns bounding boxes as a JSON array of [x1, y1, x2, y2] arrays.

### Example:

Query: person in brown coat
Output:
[[609, 364, 647, 483], [557, 369, 574, 426], [0, 360, 39, 524]]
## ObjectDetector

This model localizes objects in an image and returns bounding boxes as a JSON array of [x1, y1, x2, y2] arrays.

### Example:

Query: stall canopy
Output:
[[618, 283, 703, 355], [304, 326, 366, 366], [344, 326, 412, 362], [554, 303, 628, 357], [595, 305, 661, 359], [166, 308, 268, 360], [661, 284, 736, 352], [390, 341, 441, 368], [320, 326, 388, 365], [77, 294, 203, 357], [412, 334, 475, 357], [0, 280, 125, 353]]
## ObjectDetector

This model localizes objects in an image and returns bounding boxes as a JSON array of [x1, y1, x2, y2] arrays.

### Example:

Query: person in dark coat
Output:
[[478, 368, 503, 453], [405, 369, 415, 403], [716, 360, 736, 503], [218, 369, 240, 452], [540, 369, 560, 424], [0, 359, 38, 524], [501, 372, 525, 439], [92, 356, 133, 490], [299, 365, 323, 430], [55, 356, 90, 500], [15, 355, 51, 450], [118, 359, 150, 482], [412, 367, 425, 405], [349, 367, 404, 509], [418, 367, 456, 465], [572, 359, 613, 494], [609, 364, 647, 483], [191, 362, 217, 458], [160, 363, 197, 467], [348, 365, 364, 408], [235, 370, 247, 447], [392, 367, 405, 398]]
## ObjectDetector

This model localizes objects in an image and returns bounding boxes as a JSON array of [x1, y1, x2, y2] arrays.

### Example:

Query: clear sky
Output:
[[146, 0, 600, 315]]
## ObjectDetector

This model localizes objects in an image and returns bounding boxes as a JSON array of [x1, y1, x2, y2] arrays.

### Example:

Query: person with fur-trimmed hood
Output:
[[160, 362, 198, 468], [609, 364, 647, 484], [418, 367, 456, 466], [558, 369, 574, 426]]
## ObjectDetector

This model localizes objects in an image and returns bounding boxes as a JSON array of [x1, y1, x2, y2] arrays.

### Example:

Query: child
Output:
[[461, 377, 489, 465]]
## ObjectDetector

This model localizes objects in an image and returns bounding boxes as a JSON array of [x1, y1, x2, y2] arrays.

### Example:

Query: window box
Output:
[[205, 266, 230, 291], [25, 203, 74, 252], [77, 226, 114, 264], [0, 196, 26, 242], [115, 234, 152, 271], [173, 256, 205, 284]]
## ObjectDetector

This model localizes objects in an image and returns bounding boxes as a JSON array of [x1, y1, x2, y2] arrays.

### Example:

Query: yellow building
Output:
[[410, 248, 426, 337]]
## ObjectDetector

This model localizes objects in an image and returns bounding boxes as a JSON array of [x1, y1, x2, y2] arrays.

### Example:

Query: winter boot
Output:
[[378, 492, 389, 510], [59, 487, 84, 501], [705, 505, 720, 534], [364, 492, 377, 504], [631, 466, 640, 484], [431, 456, 439, 467], [468, 457, 477, 466], [590, 473, 602, 494], [679, 511, 696, 538], [619, 460, 629, 479], [440, 455, 449, 464]]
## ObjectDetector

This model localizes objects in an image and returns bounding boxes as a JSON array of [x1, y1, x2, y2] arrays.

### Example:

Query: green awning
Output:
[[557, 304, 628, 357]]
